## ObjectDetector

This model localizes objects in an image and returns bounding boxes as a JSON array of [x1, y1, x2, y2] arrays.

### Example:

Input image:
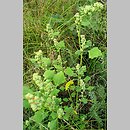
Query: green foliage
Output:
[[44, 70, 55, 80], [48, 119, 58, 130], [32, 110, 48, 124], [88, 47, 102, 59], [64, 67, 75, 76], [53, 71, 66, 86], [23, 99, 30, 109], [55, 40, 65, 51], [23, 1, 107, 129]]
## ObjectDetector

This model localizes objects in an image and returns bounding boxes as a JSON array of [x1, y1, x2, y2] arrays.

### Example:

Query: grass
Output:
[[23, 0, 81, 84]]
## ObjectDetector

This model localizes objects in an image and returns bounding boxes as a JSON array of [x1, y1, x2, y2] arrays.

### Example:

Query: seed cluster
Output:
[[25, 93, 42, 111]]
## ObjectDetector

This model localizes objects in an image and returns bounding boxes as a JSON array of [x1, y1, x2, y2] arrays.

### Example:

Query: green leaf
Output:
[[64, 67, 74, 76], [23, 99, 30, 109], [54, 98, 61, 105], [55, 40, 65, 50], [51, 89, 60, 96], [78, 66, 86, 76], [30, 58, 36, 64], [53, 71, 66, 86], [23, 86, 33, 97], [76, 86, 82, 92], [75, 50, 81, 56], [80, 66, 86, 72], [44, 70, 55, 79], [81, 21, 90, 27], [32, 110, 48, 124], [50, 112, 58, 119], [84, 76, 91, 83], [63, 98, 68, 102], [64, 106, 73, 113], [63, 113, 70, 120], [42, 57, 51, 66], [87, 86, 94, 91], [48, 119, 58, 130], [71, 92, 76, 97], [60, 86, 65, 91], [81, 16, 90, 27], [52, 31, 60, 37], [85, 40, 92, 48], [88, 47, 102, 59], [54, 64, 63, 71], [81, 98, 88, 104]]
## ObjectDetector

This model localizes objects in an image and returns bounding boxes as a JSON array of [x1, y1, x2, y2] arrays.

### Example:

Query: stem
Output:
[[62, 119, 76, 130], [68, 90, 73, 104], [78, 26, 81, 48], [80, 53, 83, 66], [76, 76, 80, 110], [77, 25, 83, 67], [30, 118, 48, 130]]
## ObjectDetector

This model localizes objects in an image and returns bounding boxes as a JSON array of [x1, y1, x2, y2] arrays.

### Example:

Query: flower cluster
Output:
[[46, 24, 55, 40], [34, 50, 42, 59], [80, 35, 87, 52], [44, 95, 57, 111], [33, 50, 44, 67], [76, 64, 80, 71], [33, 73, 43, 90], [80, 2, 104, 15], [74, 13, 82, 25], [74, 2, 104, 28], [57, 108, 64, 119], [25, 93, 42, 111]]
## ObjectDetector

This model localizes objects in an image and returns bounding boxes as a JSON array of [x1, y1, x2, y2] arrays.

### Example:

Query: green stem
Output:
[[80, 53, 83, 66], [77, 25, 83, 67], [76, 75, 80, 110], [68, 90, 73, 104]]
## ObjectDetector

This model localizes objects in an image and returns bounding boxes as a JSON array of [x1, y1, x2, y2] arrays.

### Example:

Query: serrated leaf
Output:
[[80, 66, 86, 72], [81, 16, 90, 27], [85, 40, 92, 48], [48, 119, 58, 130], [64, 67, 74, 76], [53, 71, 66, 86], [88, 47, 102, 59], [43, 70, 55, 79], [32, 111, 48, 124], [78, 66, 86, 76]]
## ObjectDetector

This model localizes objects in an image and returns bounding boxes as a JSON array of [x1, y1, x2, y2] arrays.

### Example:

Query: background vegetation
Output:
[[23, 0, 107, 129]]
